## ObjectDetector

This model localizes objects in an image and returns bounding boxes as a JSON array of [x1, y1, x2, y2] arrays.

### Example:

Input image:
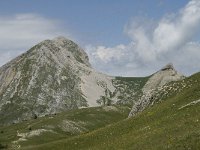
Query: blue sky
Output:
[[1, 0, 200, 76], [0, 0, 189, 46]]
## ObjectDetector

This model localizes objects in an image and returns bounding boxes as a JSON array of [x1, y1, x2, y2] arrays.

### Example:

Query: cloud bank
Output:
[[86, 0, 200, 76], [0, 13, 70, 66]]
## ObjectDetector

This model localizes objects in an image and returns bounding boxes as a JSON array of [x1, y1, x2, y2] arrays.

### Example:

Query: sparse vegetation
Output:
[[0, 105, 130, 149], [15, 73, 200, 150], [0, 143, 8, 149], [0, 37, 200, 150], [113, 76, 150, 105]]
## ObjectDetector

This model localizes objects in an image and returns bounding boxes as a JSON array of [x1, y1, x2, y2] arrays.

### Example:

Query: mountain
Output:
[[0, 37, 115, 125], [129, 63, 184, 117], [0, 36, 199, 149], [39, 72, 199, 150], [0, 73, 199, 149], [0, 37, 184, 126]]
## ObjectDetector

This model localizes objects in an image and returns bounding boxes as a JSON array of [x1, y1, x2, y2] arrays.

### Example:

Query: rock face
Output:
[[0, 36, 185, 125], [0, 37, 115, 125], [161, 63, 174, 71], [128, 63, 185, 117]]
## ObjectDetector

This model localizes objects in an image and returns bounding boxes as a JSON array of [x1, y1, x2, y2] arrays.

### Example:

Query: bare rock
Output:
[[128, 63, 185, 118], [161, 63, 174, 71]]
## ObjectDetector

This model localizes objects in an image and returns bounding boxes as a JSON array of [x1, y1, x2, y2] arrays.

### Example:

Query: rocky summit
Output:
[[129, 63, 185, 117], [0, 37, 199, 150], [0, 37, 185, 125], [0, 37, 116, 125]]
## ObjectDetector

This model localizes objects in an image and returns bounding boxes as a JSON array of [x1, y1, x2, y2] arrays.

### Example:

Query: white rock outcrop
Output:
[[0, 37, 115, 125], [128, 63, 185, 117]]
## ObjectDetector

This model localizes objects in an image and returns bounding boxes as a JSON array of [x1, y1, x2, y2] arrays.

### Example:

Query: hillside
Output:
[[129, 63, 184, 117], [0, 37, 150, 125], [19, 72, 200, 150], [0, 105, 131, 149], [0, 37, 198, 150]]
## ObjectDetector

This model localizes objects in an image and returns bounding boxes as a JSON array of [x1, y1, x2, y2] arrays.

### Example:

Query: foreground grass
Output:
[[24, 73, 200, 150], [0, 105, 130, 149]]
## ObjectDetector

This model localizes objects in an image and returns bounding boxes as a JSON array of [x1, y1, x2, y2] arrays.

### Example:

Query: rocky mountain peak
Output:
[[29, 36, 91, 67], [53, 36, 91, 67], [51, 36, 76, 48], [161, 63, 174, 71], [146, 63, 184, 89], [129, 63, 185, 118], [53, 36, 70, 42], [0, 37, 114, 125]]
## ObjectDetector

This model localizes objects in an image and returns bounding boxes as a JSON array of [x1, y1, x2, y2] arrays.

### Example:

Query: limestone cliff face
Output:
[[128, 63, 185, 117], [0, 37, 185, 125], [0, 37, 115, 125]]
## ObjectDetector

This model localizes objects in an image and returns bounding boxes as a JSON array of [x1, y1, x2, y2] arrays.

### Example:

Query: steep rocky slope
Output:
[[1, 36, 198, 149], [26, 72, 200, 150], [0, 37, 185, 126], [0, 37, 116, 125], [129, 63, 184, 117]]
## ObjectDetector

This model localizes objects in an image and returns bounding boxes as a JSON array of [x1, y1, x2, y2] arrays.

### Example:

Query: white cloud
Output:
[[153, 0, 200, 53], [0, 13, 70, 66], [86, 44, 128, 63], [86, 0, 200, 76]]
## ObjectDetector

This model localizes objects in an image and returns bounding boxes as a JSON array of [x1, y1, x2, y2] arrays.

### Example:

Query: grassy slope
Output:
[[113, 76, 149, 105], [25, 73, 200, 150], [0, 105, 130, 149]]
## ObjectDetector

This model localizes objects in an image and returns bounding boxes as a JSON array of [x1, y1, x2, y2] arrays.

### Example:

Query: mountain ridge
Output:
[[0, 36, 184, 125], [1, 72, 199, 149], [129, 63, 184, 117], [0, 37, 116, 125], [1, 36, 199, 149]]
